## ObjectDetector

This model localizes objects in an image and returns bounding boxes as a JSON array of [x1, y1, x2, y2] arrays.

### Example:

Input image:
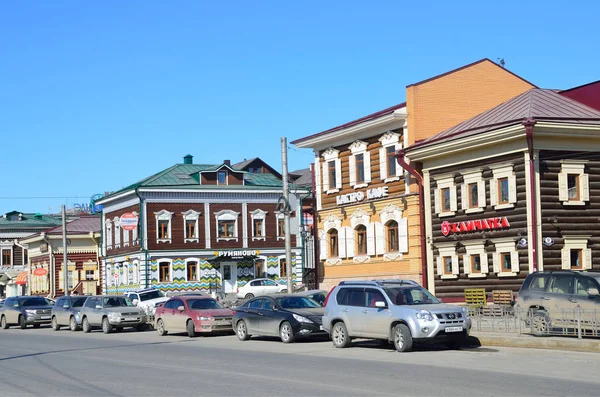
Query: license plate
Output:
[[445, 326, 463, 333], [124, 317, 138, 321], [41, 315, 51, 320], [215, 321, 231, 326]]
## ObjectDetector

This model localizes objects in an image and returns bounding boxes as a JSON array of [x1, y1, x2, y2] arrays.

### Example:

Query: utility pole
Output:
[[281, 137, 293, 293], [62, 205, 69, 296]]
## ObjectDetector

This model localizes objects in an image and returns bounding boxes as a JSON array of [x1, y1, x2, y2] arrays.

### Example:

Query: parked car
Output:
[[79, 295, 147, 334], [51, 295, 89, 331], [515, 270, 600, 335], [0, 296, 53, 329], [124, 288, 170, 326], [233, 294, 325, 343], [323, 280, 471, 352], [296, 289, 328, 306], [236, 278, 288, 299], [0, 299, 4, 308], [155, 295, 234, 337]]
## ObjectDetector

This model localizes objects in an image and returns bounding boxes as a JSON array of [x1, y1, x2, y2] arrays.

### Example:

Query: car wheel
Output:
[[279, 321, 295, 343], [245, 293, 254, 299], [531, 310, 550, 336], [393, 324, 413, 352], [236, 320, 250, 341], [82, 317, 91, 333], [0, 315, 8, 329], [186, 320, 196, 338], [19, 315, 26, 330], [156, 319, 167, 336], [102, 317, 113, 334], [51, 316, 60, 331], [69, 316, 78, 332], [331, 322, 351, 348]]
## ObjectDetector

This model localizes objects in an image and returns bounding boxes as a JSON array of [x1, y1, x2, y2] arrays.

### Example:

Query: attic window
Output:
[[217, 171, 227, 185], [174, 172, 192, 180]]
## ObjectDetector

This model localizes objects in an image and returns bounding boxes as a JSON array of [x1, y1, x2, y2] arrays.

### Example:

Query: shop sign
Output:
[[33, 268, 48, 276], [441, 217, 510, 237], [336, 186, 389, 205], [120, 213, 138, 231], [214, 250, 261, 259]]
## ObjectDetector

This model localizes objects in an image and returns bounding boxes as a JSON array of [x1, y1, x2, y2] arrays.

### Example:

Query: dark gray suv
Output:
[[0, 296, 53, 329], [51, 295, 89, 331]]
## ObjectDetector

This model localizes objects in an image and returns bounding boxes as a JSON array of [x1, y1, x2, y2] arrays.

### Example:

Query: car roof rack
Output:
[[338, 279, 419, 286]]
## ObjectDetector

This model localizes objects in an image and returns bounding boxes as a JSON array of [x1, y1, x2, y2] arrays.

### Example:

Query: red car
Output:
[[155, 295, 234, 337]]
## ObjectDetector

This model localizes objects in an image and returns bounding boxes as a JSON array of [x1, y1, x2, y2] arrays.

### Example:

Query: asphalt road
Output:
[[1, 325, 599, 396]]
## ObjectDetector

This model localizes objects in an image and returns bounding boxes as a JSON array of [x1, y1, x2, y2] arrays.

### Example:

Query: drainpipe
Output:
[[395, 149, 428, 289], [523, 117, 539, 273], [134, 187, 149, 288]]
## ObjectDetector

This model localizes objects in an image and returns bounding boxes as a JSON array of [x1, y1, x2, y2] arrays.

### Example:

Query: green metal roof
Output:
[[0, 211, 62, 229]]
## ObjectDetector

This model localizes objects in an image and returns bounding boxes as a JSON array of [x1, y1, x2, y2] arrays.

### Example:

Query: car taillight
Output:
[[324, 287, 336, 307], [232, 310, 237, 315]]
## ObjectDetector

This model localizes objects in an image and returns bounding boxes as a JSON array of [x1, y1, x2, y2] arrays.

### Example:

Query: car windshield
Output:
[[188, 299, 222, 310], [20, 297, 50, 307], [72, 297, 88, 308], [383, 286, 441, 306], [276, 296, 321, 309], [139, 290, 166, 301], [103, 297, 134, 307]]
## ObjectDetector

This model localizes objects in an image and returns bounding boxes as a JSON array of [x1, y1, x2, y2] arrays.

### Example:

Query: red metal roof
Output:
[[45, 216, 101, 234], [559, 80, 600, 111]]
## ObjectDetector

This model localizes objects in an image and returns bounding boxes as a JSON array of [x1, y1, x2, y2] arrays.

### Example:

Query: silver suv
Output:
[[323, 280, 471, 352], [79, 295, 147, 334]]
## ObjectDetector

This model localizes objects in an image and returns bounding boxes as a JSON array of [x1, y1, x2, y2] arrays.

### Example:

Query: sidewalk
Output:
[[468, 331, 600, 353]]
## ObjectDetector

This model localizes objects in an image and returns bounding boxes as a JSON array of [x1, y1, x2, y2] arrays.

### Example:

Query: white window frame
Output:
[[123, 227, 130, 247], [250, 209, 268, 241], [490, 164, 517, 210], [492, 238, 519, 277], [558, 161, 589, 206], [348, 140, 371, 189], [463, 242, 489, 278], [185, 258, 200, 282], [122, 262, 129, 285], [461, 169, 486, 214], [215, 210, 239, 242], [105, 219, 113, 251], [322, 147, 342, 194], [561, 236, 592, 270], [319, 214, 343, 265], [434, 175, 457, 218], [436, 243, 459, 280], [182, 210, 201, 243], [379, 132, 402, 182], [276, 211, 285, 241], [157, 259, 173, 283], [217, 170, 228, 185], [112, 217, 121, 249], [154, 210, 173, 243]]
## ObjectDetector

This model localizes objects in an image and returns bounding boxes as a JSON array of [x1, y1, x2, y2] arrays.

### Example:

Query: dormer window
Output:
[[217, 171, 227, 185]]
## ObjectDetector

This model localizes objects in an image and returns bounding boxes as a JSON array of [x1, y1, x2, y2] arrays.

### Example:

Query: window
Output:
[[113, 217, 121, 248], [436, 244, 458, 279], [328, 161, 336, 188], [500, 252, 512, 272], [355, 153, 365, 183], [468, 183, 478, 208], [215, 210, 239, 241], [182, 209, 200, 243], [158, 220, 169, 238], [549, 275, 574, 295], [123, 227, 130, 247], [187, 261, 198, 281], [559, 161, 589, 205], [154, 210, 174, 243], [186, 220, 197, 238], [492, 238, 519, 277], [2, 250, 11, 266], [463, 242, 488, 278], [105, 219, 113, 250], [277, 218, 285, 237], [561, 236, 592, 270], [529, 275, 549, 291], [386, 146, 397, 178], [379, 131, 401, 182], [219, 220, 235, 237], [434, 175, 457, 217], [349, 140, 371, 188], [254, 259, 265, 278], [254, 219, 264, 237], [355, 225, 367, 255], [86, 270, 95, 280], [159, 262, 171, 282], [280, 259, 287, 278], [575, 277, 598, 297], [471, 255, 481, 273], [322, 147, 341, 193], [328, 229, 338, 257], [386, 220, 398, 252], [250, 209, 267, 240], [443, 257, 452, 275], [490, 164, 516, 209], [217, 171, 227, 185]]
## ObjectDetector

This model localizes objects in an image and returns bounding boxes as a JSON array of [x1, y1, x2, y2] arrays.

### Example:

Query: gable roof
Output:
[[408, 88, 600, 150], [0, 212, 62, 229], [289, 168, 312, 187], [232, 157, 282, 178], [43, 216, 101, 235]]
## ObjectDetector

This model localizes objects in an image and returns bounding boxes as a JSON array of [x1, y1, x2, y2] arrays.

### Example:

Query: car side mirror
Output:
[[375, 301, 387, 308], [177, 305, 185, 311], [132, 299, 139, 305], [95, 305, 102, 309], [587, 288, 599, 297]]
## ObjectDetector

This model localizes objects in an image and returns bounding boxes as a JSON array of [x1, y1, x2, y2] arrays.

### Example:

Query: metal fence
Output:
[[469, 305, 600, 338]]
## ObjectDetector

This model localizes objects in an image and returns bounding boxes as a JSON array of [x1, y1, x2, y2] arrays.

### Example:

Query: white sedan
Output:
[[236, 278, 288, 299]]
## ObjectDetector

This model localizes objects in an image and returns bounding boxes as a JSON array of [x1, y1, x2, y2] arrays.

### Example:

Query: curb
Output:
[[469, 333, 600, 353]]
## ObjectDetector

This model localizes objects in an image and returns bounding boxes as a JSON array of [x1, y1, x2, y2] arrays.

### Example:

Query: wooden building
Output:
[[405, 88, 600, 301], [95, 155, 309, 295]]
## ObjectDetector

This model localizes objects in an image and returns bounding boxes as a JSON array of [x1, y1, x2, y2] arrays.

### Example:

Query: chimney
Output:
[[224, 159, 231, 166], [183, 154, 193, 164]]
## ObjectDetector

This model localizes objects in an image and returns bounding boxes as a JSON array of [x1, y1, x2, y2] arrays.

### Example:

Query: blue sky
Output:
[[1, 0, 598, 214]]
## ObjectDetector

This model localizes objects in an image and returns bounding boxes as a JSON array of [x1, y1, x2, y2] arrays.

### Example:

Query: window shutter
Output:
[[322, 162, 329, 192], [335, 159, 342, 189], [319, 231, 327, 260], [379, 148, 387, 180], [460, 184, 467, 210], [481, 252, 489, 274], [558, 172, 568, 202], [561, 249, 570, 270], [349, 156, 356, 187], [492, 253, 500, 273], [345, 226, 355, 258], [478, 180, 486, 209], [490, 179, 498, 206], [511, 251, 519, 273], [338, 228, 347, 258], [434, 188, 440, 214], [375, 222, 385, 255], [452, 255, 460, 275], [581, 174, 590, 202], [584, 249, 592, 270], [464, 254, 471, 275], [398, 218, 408, 253], [508, 175, 517, 204], [436, 257, 443, 276], [367, 223, 376, 256], [395, 144, 402, 177], [364, 152, 371, 183], [450, 185, 458, 212]]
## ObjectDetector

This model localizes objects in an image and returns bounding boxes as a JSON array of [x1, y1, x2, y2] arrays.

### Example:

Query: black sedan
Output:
[[233, 295, 325, 343]]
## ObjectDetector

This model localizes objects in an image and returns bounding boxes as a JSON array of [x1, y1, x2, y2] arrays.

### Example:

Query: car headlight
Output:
[[293, 314, 311, 323], [461, 306, 470, 319], [107, 312, 120, 319], [25, 310, 37, 317], [198, 316, 213, 321], [416, 310, 434, 322]]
